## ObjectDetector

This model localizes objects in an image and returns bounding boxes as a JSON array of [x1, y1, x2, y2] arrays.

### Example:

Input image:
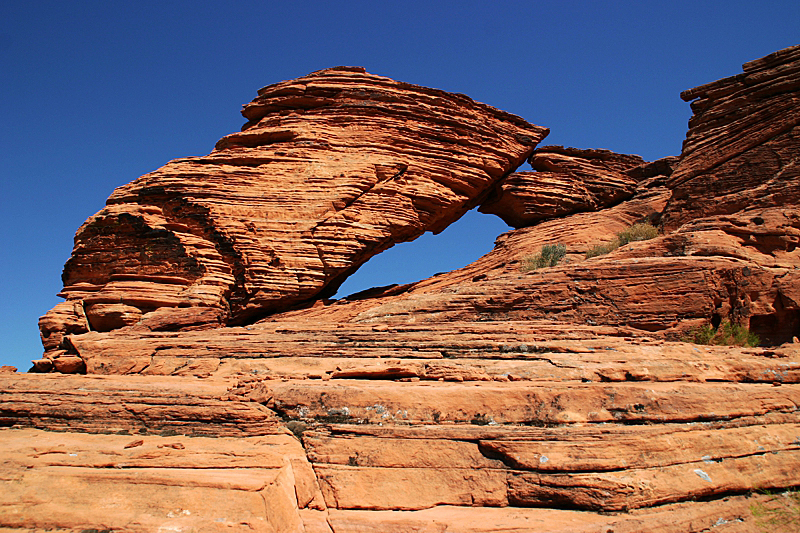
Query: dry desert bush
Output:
[[585, 222, 659, 258], [520, 243, 567, 271]]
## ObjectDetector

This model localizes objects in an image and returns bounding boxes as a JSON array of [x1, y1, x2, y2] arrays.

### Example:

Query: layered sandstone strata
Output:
[[3, 345, 799, 530], [6, 46, 800, 533], [39, 67, 547, 357], [663, 44, 800, 230], [479, 146, 651, 228]]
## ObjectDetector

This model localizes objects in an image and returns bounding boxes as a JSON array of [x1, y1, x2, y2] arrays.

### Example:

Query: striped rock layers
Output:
[[8, 46, 800, 533], [663, 45, 800, 229], [39, 67, 547, 357]]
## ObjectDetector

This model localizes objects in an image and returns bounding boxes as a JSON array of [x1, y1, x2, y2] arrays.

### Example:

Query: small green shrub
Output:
[[683, 320, 760, 347], [617, 222, 659, 245], [750, 489, 800, 532], [585, 241, 620, 259], [521, 243, 566, 272], [585, 222, 659, 258], [717, 320, 761, 347], [688, 324, 717, 345]]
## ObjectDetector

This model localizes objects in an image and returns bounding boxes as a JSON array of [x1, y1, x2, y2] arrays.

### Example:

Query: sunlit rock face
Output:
[[38, 66, 547, 355], [659, 44, 800, 344], [14, 47, 800, 533], [663, 45, 800, 230]]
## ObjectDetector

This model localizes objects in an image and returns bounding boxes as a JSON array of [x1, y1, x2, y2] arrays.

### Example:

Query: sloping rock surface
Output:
[[39, 66, 546, 356], [6, 46, 800, 532]]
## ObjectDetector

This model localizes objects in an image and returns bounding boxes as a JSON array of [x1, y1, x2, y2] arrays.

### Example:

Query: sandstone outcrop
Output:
[[662, 44, 800, 230], [4, 47, 800, 532], [479, 146, 650, 228], [267, 44, 800, 344], [3, 343, 799, 530], [0, 426, 323, 532], [39, 66, 547, 357]]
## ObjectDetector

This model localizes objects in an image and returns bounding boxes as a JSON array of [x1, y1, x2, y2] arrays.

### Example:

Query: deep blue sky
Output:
[[2, 1, 798, 371]]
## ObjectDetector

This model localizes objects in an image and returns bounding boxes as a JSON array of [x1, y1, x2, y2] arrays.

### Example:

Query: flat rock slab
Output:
[[60, 319, 800, 384], [0, 428, 321, 533], [0, 373, 283, 436], [269, 379, 800, 425], [2, 368, 799, 521], [316, 495, 769, 532]]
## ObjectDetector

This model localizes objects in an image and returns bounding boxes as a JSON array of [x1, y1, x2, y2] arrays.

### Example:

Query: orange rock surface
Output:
[[663, 45, 800, 230], [38, 66, 547, 356], [0, 426, 321, 532], [479, 146, 649, 228], [3, 46, 800, 532]]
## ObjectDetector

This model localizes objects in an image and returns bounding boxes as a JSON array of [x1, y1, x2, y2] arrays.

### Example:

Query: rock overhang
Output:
[[39, 66, 549, 354]]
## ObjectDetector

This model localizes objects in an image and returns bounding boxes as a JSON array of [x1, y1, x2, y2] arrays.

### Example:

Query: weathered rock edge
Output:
[[663, 45, 800, 229]]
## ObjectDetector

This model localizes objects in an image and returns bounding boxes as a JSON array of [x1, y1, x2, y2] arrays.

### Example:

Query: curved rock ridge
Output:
[[38, 67, 548, 356], [479, 145, 651, 228], [663, 44, 800, 230]]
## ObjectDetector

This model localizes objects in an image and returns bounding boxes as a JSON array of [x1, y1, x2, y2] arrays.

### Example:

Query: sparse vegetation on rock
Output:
[[585, 222, 659, 258], [750, 489, 800, 532], [683, 320, 760, 347], [520, 243, 566, 271]]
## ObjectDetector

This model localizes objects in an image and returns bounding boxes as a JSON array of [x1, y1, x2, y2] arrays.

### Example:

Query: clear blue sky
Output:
[[2, 1, 798, 371]]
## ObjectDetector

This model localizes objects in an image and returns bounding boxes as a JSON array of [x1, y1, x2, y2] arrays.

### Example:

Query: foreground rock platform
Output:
[[1, 422, 783, 532], [5, 46, 800, 531], [2, 361, 799, 531], [0, 427, 320, 532]]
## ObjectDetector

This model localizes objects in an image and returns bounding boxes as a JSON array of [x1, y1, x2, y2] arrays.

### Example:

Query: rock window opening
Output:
[[334, 209, 511, 299]]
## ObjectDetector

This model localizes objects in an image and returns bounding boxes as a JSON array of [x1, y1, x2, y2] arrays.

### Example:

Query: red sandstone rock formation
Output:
[[479, 146, 649, 228], [662, 45, 800, 230], [3, 344, 799, 530], [4, 47, 800, 532], [39, 66, 547, 357]]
